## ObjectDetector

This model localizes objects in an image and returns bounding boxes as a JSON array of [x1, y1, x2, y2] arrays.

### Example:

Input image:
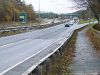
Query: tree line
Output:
[[0, 0, 36, 22], [37, 12, 59, 19]]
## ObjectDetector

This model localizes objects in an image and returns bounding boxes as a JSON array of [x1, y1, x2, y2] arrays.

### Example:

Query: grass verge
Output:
[[79, 19, 89, 24], [86, 28, 100, 50], [92, 24, 100, 31]]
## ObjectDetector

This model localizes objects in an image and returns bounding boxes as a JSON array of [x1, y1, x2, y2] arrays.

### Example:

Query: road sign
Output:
[[19, 12, 27, 24]]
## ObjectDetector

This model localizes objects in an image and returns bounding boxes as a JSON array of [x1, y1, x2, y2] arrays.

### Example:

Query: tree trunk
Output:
[[98, 17, 100, 24]]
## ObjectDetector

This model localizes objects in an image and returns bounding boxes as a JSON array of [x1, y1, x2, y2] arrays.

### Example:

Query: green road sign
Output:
[[19, 12, 28, 23]]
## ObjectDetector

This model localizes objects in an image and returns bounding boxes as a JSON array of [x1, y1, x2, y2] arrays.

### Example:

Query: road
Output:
[[0, 23, 70, 74], [0, 22, 91, 75]]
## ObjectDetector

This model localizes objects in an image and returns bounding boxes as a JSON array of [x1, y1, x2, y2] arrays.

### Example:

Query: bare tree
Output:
[[71, 0, 100, 24]]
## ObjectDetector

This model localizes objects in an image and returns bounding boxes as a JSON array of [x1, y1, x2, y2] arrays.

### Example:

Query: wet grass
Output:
[[86, 28, 100, 52], [93, 24, 100, 31], [79, 19, 97, 24], [79, 19, 89, 24], [0, 30, 28, 37], [42, 27, 87, 75], [86, 28, 100, 63]]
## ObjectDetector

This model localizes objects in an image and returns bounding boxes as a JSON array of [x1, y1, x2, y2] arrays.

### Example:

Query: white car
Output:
[[68, 21, 74, 26]]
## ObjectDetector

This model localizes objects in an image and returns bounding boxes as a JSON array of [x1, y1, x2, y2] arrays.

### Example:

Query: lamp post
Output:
[[13, 7, 15, 22], [39, 0, 40, 26], [93, 15, 94, 24], [88, 7, 90, 24]]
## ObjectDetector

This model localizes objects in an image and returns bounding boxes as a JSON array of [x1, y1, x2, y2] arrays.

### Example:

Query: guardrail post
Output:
[[45, 58, 50, 74], [29, 72, 33, 75], [58, 48, 62, 55], [50, 53, 56, 64], [57, 50, 60, 56], [33, 65, 43, 75], [63, 42, 66, 47]]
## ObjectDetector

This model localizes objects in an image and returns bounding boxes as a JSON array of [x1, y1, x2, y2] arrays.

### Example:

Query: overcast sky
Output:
[[24, 0, 77, 13]]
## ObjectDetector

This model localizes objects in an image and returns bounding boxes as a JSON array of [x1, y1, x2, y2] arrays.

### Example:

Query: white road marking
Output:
[[0, 39, 60, 75]]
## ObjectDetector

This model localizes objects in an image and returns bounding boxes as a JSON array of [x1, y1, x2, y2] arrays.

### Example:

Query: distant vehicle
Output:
[[69, 22, 73, 26], [68, 21, 74, 25], [65, 24, 70, 27], [73, 17, 79, 23], [65, 21, 74, 27]]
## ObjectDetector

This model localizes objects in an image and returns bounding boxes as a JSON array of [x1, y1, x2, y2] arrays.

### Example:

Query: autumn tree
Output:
[[0, 0, 36, 22], [26, 4, 36, 21]]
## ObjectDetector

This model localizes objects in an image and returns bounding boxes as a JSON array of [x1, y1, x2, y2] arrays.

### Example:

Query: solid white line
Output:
[[22, 33, 74, 75], [0, 39, 59, 75], [22, 40, 64, 75], [0, 23, 80, 75], [22, 23, 93, 75]]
